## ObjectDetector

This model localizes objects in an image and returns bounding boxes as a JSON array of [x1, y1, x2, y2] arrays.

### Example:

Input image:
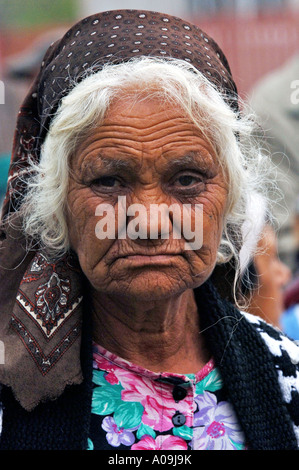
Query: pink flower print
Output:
[[116, 371, 191, 432], [193, 391, 246, 450], [206, 420, 226, 439], [141, 395, 172, 431], [105, 370, 119, 385], [132, 434, 188, 450], [93, 355, 119, 385]]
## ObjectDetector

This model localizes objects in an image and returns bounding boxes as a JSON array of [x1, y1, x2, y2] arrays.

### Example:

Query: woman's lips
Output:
[[117, 254, 181, 266]]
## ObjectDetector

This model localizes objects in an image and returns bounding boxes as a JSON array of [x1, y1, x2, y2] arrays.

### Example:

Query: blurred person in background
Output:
[[242, 223, 291, 329], [0, 30, 65, 207], [250, 55, 299, 273], [240, 193, 291, 329], [281, 196, 299, 340], [282, 276, 299, 340], [240, 193, 299, 340]]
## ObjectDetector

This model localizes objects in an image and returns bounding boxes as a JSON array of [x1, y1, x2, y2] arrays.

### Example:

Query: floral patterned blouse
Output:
[[87, 343, 247, 450]]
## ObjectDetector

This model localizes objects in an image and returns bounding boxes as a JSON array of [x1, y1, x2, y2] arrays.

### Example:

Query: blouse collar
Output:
[[92, 341, 215, 386]]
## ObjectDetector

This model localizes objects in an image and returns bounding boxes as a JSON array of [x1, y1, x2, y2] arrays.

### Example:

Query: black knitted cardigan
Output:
[[0, 280, 299, 450]]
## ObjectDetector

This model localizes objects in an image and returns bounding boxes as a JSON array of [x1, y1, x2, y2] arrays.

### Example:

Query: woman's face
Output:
[[66, 95, 228, 301]]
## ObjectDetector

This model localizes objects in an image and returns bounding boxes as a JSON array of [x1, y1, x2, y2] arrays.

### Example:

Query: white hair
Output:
[[20, 56, 274, 292]]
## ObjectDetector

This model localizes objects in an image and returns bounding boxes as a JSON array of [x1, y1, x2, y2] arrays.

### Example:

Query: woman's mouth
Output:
[[121, 254, 181, 266]]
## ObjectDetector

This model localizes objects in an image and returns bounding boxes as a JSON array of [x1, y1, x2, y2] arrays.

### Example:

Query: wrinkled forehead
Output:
[[71, 96, 220, 179], [36, 9, 238, 134]]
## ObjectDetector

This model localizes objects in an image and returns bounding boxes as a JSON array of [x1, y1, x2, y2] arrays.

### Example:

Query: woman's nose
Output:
[[126, 203, 173, 241]]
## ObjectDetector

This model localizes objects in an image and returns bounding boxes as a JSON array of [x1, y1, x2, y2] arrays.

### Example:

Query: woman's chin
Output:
[[94, 270, 192, 302]]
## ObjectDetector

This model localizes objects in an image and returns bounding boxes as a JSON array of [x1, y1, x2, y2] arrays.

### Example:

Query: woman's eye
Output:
[[92, 176, 121, 188], [174, 174, 202, 187]]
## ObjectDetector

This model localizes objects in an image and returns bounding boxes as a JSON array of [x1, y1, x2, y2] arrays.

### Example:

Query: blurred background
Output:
[[0, 0, 298, 335]]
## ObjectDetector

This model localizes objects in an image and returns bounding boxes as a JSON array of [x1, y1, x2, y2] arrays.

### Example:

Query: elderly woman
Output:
[[0, 10, 298, 451]]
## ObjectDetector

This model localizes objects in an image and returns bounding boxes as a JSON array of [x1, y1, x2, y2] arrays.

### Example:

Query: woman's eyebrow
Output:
[[82, 154, 141, 173], [79, 152, 215, 175], [98, 156, 138, 171], [165, 153, 214, 172]]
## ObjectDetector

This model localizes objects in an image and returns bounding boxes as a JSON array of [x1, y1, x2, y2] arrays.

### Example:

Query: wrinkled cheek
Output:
[[67, 211, 112, 279], [192, 209, 223, 253], [185, 215, 224, 282]]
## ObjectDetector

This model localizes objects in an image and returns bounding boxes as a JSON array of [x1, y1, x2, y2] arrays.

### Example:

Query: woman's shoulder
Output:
[[238, 311, 299, 447], [241, 310, 299, 363], [241, 311, 299, 443], [241, 311, 299, 406]]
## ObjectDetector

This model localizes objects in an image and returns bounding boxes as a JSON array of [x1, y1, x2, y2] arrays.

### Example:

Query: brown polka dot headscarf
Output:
[[43, 11, 236, 95], [0, 10, 239, 411], [38, 9, 238, 127]]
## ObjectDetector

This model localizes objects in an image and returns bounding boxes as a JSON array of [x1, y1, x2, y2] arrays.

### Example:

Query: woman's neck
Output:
[[90, 287, 210, 374]]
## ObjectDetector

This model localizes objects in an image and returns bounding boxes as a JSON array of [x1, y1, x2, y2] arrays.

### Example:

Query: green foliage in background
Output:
[[0, 0, 78, 29]]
